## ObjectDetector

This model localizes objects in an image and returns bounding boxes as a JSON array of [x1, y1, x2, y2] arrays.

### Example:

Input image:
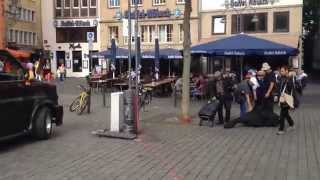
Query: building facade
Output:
[[0, 0, 5, 49], [5, 0, 43, 51], [198, 0, 303, 73], [100, 0, 200, 51], [42, 0, 100, 77]]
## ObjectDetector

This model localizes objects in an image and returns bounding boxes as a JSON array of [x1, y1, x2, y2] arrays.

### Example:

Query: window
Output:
[[179, 24, 184, 42], [109, 26, 119, 42], [73, 0, 79, 7], [19, 31, 23, 44], [24, 32, 28, 44], [153, 0, 165, 5], [14, 30, 18, 43], [56, 0, 62, 8], [231, 13, 267, 34], [65, 0, 71, 8], [140, 25, 156, 43], [274, 12, 289, 32], [132, 0, 142, 5], [158, 24, 173, 42], [29, 32, 32, 45], [32, 11, 35, 21], [90, 0, 97, 7], [56, 27, 97, 43], [81, 0, 88, 7], [212, 16, 226, 34], [33, 33, 37, 45], [109, 0, 120, 7], [176, 0, 185, 4], [0, 54, 24, 81]]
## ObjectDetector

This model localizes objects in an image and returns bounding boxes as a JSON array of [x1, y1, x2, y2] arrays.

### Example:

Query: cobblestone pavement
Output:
[[0, 78, 320, 180]]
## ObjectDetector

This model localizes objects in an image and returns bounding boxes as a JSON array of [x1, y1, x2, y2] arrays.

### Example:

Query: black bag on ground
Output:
[[199, 99, 220, 127], [224, 105, 279, 129]]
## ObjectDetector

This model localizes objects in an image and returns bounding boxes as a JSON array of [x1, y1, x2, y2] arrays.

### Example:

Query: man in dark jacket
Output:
[[215, 70, 235, 124]]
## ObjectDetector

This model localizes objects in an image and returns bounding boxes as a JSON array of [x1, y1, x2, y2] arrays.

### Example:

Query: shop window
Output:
[[109, 0, 120, 8], [56, 27, 97, 43], [232, 13, 267, 34], [153, 0, 165, 6], [274, 12, 289, 32], [212, 16, 226, 35]]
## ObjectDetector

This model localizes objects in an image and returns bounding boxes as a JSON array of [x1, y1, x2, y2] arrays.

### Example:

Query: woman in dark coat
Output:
[[277, 66, 296, 135]]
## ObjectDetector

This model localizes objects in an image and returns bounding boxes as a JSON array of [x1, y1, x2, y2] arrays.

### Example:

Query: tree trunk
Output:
[[180, 0, 192, 123]]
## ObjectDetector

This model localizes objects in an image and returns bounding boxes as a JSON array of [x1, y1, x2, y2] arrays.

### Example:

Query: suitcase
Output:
[[198, 99, 219, 127]]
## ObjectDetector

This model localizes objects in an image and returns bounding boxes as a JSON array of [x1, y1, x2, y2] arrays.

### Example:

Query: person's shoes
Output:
[[277, 131, 285, 135], [287, 125, 296, 132]]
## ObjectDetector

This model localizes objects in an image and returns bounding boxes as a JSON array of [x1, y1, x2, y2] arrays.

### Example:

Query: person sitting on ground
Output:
[[224, 70, 279, 129]]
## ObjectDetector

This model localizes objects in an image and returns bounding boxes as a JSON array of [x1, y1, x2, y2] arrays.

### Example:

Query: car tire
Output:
[[32, 107, 53, 140]]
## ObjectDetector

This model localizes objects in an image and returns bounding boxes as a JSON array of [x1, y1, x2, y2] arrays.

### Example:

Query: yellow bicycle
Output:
[[69, 85, 90, 115]]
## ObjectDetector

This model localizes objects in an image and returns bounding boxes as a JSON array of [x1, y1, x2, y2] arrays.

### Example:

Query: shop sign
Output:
[[123, 9, 172, 19], [55, 19, 98, 28], [263, 50, 287, 55], [229, 0, 269, 8], [224, 51, 246, 56]]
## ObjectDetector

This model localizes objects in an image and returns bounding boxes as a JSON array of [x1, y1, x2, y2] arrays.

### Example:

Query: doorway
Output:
[[72, 51, 82, 72], [56, 51, 65, 69]]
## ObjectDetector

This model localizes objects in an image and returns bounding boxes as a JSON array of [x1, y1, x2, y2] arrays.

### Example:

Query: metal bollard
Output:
[[123, 89, 135, 134], [87, 88, 91, 114]]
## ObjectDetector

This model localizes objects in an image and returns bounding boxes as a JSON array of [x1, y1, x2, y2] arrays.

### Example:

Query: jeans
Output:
[[240, 100, 247, 117], [279, 106, 294, 131]]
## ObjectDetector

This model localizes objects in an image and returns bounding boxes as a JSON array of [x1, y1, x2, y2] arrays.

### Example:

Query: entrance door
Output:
[[56, 51, 66, 69], [72, 51, 82, 72]]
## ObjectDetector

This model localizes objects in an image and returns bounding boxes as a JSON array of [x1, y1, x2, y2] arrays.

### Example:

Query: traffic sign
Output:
[[87, 32, 95, 42]]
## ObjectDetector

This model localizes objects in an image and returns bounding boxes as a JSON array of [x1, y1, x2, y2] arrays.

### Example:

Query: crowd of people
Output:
[[189, 62, 308, 135]]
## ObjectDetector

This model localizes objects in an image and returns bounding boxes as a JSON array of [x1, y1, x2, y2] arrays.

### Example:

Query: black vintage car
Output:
[[0, 50, 63, 141]]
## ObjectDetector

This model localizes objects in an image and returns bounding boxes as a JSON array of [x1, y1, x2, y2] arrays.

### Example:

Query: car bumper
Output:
[[54, 105, 63, 126]]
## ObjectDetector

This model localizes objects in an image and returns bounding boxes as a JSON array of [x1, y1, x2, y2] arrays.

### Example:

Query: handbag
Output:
[[279, 81, 294, 109]]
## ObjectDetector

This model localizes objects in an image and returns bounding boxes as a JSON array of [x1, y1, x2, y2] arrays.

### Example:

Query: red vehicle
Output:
[[0, 50, 63, 141]]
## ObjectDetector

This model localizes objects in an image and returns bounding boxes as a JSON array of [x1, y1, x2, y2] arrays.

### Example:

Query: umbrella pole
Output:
[[169, 59, 171, 77]]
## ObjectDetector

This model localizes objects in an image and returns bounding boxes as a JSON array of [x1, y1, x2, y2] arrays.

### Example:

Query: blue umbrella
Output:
[[154, 38, 160, 80]]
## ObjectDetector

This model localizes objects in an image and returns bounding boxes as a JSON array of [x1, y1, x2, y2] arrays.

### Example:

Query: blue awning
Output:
[[142, 48, 183, 60], [91, 48, 130, 59], [191, 34, 299, 56]]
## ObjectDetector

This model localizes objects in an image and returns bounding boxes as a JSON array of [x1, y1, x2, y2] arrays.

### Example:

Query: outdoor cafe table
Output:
[[89, 78, 120, 107], [144, 77, 177, 96]]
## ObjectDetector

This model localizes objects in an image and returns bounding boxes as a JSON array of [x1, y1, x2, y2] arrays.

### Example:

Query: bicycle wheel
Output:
[[69, 96, 81, 112], [76, 95, 89, 115]]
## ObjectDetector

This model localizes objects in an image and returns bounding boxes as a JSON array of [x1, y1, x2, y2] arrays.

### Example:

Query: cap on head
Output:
[[261, 62, 271, 71]]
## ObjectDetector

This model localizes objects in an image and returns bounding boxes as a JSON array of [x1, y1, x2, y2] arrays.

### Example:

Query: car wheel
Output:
[[32, 107, 53, 140]]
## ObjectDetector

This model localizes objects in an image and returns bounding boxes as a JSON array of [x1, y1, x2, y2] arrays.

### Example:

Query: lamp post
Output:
[[134, 0, 140, 134]]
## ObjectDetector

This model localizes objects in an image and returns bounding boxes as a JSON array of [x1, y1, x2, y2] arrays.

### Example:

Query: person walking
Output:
[[34, 59, 42, 81], [277, 66, 296, 135], [261, 62, 276, 113], [215, 70, 235, 124], [58, 63, 65, 81]]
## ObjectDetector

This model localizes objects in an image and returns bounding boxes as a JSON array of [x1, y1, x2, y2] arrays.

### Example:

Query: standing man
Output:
[[215, 70, 235, 124], [261, 62, 276, 113]]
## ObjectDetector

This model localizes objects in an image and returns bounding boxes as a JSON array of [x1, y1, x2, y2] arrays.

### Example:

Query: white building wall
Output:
[[41, 0, 101, 78]]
